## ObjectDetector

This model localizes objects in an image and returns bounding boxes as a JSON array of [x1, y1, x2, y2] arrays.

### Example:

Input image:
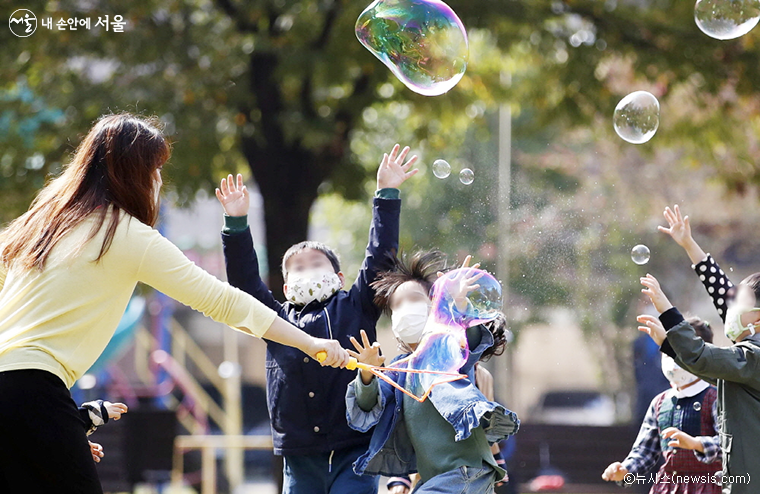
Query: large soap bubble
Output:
[[613, 91, 660, 144], [355, 0, 469, 96], [394, 267, 503, 401], [694, 0, 760, 40]]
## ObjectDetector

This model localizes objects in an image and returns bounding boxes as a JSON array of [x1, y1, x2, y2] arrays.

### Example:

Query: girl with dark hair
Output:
[[0, 113, 348, 493], [345, 252, 518, 494]]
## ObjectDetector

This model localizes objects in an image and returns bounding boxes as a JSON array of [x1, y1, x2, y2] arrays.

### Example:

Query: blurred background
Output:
[[2, 0, 760, 492]]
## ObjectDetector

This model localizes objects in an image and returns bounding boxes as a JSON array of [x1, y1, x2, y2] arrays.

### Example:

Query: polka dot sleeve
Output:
[[692, 254, 734, 323]]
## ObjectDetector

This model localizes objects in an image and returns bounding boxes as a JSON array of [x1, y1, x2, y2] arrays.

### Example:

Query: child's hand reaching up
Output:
[[601, 462, 629, 482], [637, 314, 667, 346], [657, 205, 708, 264], [349, 329, 385, 385], [662, 427, 705, 453], [215, 173, 250, 217], [640, 274, 674, 314], [105, 402, 128, 421], [377, 144, 419, 190]]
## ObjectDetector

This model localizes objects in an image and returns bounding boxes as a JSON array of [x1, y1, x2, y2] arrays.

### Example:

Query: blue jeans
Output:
[[282, 444, 379, 494], [412, 464, 496, 494]]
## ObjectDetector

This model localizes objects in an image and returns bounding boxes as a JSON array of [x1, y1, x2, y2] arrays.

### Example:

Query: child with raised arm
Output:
[[345, 252, 519, 494], [638, 271, 760, 494], [602, 317, 721, 493], [215, 145, 417, 494]]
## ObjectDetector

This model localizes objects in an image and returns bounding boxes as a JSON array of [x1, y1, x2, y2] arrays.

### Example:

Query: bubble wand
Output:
[[315, 351, 466, 403]]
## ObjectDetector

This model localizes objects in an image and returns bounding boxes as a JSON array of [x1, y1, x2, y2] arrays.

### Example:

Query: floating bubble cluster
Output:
[[631, 244, 651, 265], [613, 91, 660, 144], [355, 0, 469, 96], [432, 159, 452, 178], [694, 0, 760, 40]]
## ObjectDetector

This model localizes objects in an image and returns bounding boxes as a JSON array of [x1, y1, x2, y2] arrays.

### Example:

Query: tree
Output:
[[2, 0, 759, 296]]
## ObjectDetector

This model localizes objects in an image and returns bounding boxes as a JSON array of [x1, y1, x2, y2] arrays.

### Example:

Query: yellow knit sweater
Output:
[[0, 211, 276, 388]]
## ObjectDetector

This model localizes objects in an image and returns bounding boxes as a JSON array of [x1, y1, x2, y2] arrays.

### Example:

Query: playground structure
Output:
[[78, 291, 259, 492]]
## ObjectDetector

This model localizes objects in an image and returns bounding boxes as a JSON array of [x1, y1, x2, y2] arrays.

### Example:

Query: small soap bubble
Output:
[[694, 0, 760, 40], [631, 244, 651, 265], [432, 159, 451, 179], [459, 168, 474, 185], [613, 91, 660, 144]]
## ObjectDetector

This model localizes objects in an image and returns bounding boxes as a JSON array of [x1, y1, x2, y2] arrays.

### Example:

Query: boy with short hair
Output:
[[215, 145, 417, 494]]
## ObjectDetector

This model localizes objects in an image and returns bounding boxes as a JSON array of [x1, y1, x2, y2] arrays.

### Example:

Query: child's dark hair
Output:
[[281, 241, 341, 278], [741, 273, 760, 307], [686, 316, 713, 343], [370, 250, 447, 316], [480, 312, 508, 362]]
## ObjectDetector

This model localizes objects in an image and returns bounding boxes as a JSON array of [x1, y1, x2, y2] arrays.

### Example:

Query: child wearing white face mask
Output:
[[216, 145, 418, 494], [602, 317, 721, 493], [345, 251, 518, 494]]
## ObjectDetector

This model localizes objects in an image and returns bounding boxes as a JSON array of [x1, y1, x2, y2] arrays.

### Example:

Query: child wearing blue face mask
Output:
[[215, 145, 417, 494], [345, 251, 519, 494]]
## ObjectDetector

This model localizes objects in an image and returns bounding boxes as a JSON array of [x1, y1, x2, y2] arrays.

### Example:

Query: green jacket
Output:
[[661, 308, 760, 494]]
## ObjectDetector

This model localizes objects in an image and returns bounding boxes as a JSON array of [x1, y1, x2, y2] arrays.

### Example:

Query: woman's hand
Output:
[[637, 314, 667, 346], [377, 144, 419, 190], [104, 402, 128, 421], [306, 338, 350, 368], [601, 461, 628, 482], [662, 427, 704, 452], [640, 274, 674, 314], [215, 173, 250, 217], [349, 329, 385, 384], [657, 205, 708, 264], [389, 486, 409, 494], [89, 441, 104, 463]]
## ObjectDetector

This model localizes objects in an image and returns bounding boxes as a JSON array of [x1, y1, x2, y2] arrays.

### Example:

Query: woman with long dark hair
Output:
[[0, 113, 348, 492]]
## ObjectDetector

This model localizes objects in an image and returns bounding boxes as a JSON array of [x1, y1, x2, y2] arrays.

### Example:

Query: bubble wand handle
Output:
[[314, 351, 465, 377]]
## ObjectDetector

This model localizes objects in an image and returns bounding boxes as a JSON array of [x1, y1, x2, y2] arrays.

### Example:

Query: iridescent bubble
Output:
[[355, 0, 469, 96], [459, 168, 474, 185], [397, 267, 503, 401], [613, 91, 660, 144], [694, 0, 760, 40], [432, 159, 451, 179], [631, 244, 651, 265]]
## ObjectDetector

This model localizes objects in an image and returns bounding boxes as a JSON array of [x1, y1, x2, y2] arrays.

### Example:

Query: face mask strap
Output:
[[746, 308, 760, 336]]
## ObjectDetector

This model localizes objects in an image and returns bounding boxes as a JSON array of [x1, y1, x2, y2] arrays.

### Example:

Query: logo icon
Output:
[[9, 9, 37, 37]]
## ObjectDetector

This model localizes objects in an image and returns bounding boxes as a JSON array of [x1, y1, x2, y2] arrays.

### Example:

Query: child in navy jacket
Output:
[[215, 145, 418, 494]]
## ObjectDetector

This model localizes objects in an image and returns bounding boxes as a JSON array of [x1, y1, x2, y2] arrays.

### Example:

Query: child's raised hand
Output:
[[89, 441, 104, 463], [105, 402, 128, 421], [637, 314, 667, 346], [601, 461, 628, 482], [658, 205, 693, 247], [215, 173, 250, 217], [662, 427, 704, 453], [349, 329, 384, 385], [377, 144, 419, 190], [640, 274, 674, 314], [349, 330, 385, 367]]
